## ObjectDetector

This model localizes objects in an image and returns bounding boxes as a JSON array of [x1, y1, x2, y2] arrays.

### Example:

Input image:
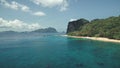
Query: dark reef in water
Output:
[[97, 62, 105, 66], [76, 63, 84, 67]]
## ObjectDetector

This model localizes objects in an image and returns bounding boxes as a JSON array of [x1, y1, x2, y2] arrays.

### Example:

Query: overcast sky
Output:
[[0, 0, 120, 32]]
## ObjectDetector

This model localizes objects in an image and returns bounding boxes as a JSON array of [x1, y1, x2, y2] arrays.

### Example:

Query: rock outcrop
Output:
[[67, 18, 89, 33]]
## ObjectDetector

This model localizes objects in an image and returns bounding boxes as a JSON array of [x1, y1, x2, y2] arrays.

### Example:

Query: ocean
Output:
[[0, 33, 120, 68]]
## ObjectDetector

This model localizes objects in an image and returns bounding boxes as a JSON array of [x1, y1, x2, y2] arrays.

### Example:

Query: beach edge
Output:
[[62, 35, 120, 43]]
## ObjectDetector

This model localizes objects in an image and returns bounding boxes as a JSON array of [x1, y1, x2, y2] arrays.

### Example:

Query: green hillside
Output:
[[67, 15, 120, 40]]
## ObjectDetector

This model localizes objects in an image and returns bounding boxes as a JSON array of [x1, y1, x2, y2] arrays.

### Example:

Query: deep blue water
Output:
[[0, 34, 120, 68]]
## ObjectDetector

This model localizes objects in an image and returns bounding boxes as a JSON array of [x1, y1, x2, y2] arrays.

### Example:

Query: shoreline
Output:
[[63, 35, 120, 43]]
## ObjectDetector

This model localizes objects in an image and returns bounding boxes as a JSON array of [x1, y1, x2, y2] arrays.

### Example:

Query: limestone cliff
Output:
[[67, 18, 89, 33]]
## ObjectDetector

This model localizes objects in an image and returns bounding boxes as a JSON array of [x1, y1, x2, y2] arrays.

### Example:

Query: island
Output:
[[0, 27, 58, 35], [32, 27, 57, 33], [66, 15, 120, 43]]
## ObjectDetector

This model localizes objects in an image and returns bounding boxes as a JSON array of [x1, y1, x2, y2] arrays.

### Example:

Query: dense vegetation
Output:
[[67, 15, 120, 40]]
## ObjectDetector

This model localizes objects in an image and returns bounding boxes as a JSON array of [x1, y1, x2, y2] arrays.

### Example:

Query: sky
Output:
[[0, 0, 120, 32]]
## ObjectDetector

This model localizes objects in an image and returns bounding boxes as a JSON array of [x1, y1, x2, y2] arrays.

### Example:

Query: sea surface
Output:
[[0, 33, 120, 68]]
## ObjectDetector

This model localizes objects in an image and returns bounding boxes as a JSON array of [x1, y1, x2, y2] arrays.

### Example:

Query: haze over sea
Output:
[[0, 33, 120, 68]]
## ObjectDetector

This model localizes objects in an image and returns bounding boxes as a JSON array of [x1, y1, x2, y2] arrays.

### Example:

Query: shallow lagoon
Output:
[[0, 34, 120, 68]]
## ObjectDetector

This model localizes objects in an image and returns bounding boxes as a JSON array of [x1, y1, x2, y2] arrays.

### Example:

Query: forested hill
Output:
[[67, 15, 120, 40]]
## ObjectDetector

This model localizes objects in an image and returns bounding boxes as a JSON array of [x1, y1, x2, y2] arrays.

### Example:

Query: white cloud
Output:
[[33, 11, 46, 16], [60, 0, 68, 11], [21, 5, 30, 12], [31, 0, 68, 11], [0, 0, 46, 16], [69, 19, 77, 22], [0, 18, 42, 32], [0, 0, 30, 12]]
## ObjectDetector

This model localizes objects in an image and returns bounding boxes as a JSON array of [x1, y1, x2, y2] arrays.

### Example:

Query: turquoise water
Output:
[[0, 34, 120, 68]]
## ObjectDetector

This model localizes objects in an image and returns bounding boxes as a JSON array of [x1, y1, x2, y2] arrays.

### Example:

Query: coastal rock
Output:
[[67, 18, 89, 33]]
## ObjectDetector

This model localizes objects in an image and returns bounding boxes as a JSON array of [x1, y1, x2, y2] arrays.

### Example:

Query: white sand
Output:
[[63, 35, 120, 43]]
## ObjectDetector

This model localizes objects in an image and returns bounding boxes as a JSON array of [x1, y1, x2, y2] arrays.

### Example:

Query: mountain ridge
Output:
[[0, 27, 58, 33]]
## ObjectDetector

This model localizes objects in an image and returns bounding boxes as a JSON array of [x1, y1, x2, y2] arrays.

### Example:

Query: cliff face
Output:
[[67, 19, 89, 33]]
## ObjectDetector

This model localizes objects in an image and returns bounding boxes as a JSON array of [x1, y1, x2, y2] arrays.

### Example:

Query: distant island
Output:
[[0, 27, 58, 34], [32, 27, 57, 33], [66, 15, 120, 42]]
